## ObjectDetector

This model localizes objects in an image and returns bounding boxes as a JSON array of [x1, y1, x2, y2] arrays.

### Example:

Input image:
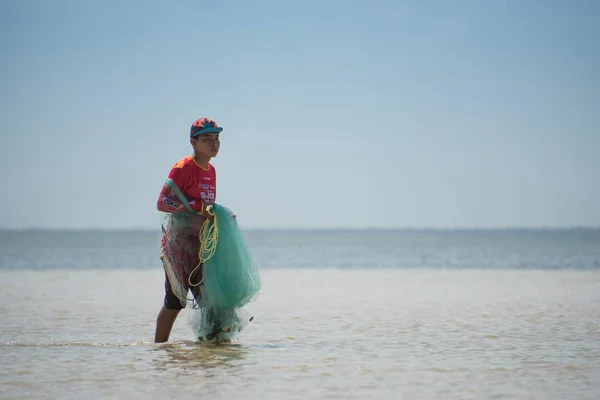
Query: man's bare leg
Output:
[[155, 305, 181, 343]]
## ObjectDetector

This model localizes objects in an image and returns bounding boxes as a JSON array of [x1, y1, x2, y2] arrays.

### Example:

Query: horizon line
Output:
[[1, 226, 599, 232]]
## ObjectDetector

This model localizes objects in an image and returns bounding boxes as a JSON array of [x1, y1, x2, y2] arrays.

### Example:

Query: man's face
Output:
[[191, 133, 220, 157]]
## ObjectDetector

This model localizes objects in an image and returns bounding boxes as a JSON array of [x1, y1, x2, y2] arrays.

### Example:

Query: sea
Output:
[[1, 229, 599, 399]]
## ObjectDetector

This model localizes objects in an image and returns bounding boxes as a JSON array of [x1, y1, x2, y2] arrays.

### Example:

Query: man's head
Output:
[[190, 117, 222, 158]]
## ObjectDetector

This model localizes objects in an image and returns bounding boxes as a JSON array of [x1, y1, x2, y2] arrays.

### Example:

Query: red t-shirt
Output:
[[157, 156, 216, 213]]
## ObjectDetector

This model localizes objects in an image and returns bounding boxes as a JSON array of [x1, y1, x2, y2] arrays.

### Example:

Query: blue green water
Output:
[[1, 229, 599, 270]]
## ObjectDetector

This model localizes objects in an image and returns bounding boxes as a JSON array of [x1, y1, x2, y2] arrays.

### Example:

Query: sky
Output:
[[1, 0, 599, 230]]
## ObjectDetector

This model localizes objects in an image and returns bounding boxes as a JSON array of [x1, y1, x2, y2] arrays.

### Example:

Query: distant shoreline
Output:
[[1, 227, 598, 233]]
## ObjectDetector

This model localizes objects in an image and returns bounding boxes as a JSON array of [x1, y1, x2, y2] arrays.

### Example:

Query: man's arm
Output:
[[156, 182, 213, 218], [157, 165, 196, 213], [156, 183, 191, 213]]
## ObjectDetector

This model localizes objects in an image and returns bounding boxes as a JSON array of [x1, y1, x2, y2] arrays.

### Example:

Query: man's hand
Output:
[[203, 202, 215, 220], [188, 200, 215, 220]]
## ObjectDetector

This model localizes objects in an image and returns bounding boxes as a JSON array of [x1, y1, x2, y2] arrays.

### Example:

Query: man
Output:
[[154, 117, 222, 343]]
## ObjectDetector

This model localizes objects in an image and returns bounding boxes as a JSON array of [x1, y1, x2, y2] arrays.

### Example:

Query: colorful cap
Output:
[[190, 117, 223, 138]]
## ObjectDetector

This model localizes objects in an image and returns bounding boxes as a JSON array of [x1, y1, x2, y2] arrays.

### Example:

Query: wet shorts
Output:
[[162, 265, 204, 310], [163, 270, 204, 310]]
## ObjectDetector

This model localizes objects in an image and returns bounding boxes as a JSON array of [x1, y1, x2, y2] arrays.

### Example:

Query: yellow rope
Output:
[[189, 206, 219, 287]]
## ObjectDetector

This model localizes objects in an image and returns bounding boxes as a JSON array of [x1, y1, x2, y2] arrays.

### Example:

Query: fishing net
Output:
[[188, 306, 255, 343], [159, 179, 205, 309], [159, 178, 261, 342], [200, 204, 262, 309]]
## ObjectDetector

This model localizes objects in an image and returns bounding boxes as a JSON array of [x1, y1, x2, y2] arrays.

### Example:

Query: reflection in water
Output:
[[151, 341, 253, 374]]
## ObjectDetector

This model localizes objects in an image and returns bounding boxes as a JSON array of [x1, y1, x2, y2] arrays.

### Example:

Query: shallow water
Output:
[[2, 268, 599, 399]]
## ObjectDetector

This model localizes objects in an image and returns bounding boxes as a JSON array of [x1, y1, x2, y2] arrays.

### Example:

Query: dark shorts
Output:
[[163, 268, 202, 310]]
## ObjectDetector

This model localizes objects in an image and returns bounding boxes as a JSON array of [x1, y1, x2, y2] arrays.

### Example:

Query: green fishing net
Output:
[[188, 307, 255, 343], [159, 178, 261, 342], [200, 204, 262, 309]]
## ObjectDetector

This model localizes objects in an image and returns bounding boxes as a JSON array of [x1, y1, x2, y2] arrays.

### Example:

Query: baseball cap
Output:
[[190, 117, 223, 138]]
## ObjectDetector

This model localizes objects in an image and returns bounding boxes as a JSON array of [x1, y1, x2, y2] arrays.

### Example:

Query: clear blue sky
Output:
[[1, 0, 599, 229]]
